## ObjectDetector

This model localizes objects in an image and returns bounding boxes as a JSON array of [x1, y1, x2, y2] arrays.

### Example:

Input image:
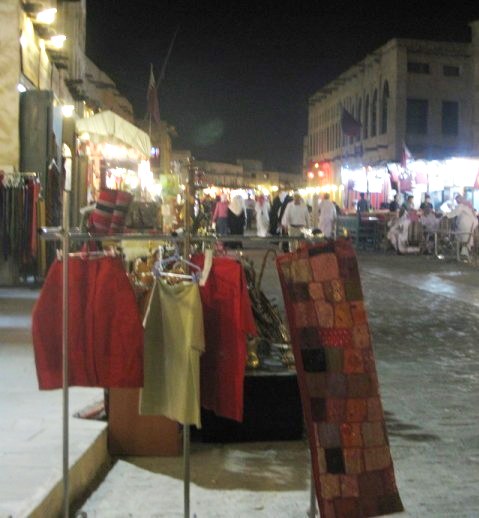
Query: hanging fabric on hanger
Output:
[[88, 189, 134, 235], [191, 254, 257, 422], [0, 172, 40, 272], [140, 276, 205, 428], [276, 238, 403, 517], [31, 255, 144, 389]]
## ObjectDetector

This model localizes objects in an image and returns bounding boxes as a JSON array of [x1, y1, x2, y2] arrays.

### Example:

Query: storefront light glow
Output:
[[148, 182, 163, 199], [36, 8, 57, 24], [61, 104, 75, 118], [138, 160, 152, 190], [49, 34, 66, 49], [102, 143, 129, 160]]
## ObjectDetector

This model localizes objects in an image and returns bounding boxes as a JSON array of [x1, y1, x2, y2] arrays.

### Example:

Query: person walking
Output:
[[245, 194, 255, 230], [318, 193, 337, 238], [212, 193, 229, 236], [255, 194, 270, 237], [281, 192, 310, 251], [227, 194, 246, 249]]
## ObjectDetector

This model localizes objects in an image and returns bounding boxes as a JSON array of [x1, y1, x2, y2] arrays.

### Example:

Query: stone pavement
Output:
[[1, 249, 479, 517]]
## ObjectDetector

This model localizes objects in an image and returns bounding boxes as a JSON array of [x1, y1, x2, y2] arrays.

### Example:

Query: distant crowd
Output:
[[197, 190, 479, 259]]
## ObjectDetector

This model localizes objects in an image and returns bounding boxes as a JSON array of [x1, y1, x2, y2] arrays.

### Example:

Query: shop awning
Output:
[[75, 110, 151, 159]]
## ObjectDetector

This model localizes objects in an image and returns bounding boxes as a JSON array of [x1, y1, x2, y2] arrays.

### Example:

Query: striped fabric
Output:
[[111, 191, 133, 234], [89, 190, 133, 235], [89, 189, 117, 234]]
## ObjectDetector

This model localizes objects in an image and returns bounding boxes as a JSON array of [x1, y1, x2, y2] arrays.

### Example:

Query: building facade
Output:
[[0, 0, 145, 284], [305, 21, 479, 210]]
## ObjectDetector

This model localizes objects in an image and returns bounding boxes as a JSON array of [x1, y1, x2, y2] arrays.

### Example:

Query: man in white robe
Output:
[[318, 193, 337, 238], [281, 192, 310, 251], [445, 195, 478, 257]]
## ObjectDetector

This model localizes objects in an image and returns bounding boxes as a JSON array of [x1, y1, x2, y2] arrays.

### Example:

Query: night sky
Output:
[[85, 1, 479, 173]]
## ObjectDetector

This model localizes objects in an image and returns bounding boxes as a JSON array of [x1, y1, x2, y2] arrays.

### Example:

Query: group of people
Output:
[[211, 193, 272, 240], [386, 193, 478, 257], [210, 191, 340, 248]]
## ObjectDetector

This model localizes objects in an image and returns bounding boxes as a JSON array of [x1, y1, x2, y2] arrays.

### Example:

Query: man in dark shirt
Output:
[[357, 192, 369, 213], [389, 194, 400, 212], [420, 194, 434, 211]]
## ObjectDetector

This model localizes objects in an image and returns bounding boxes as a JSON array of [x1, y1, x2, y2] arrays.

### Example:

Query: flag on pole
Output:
[[340, 107, 362, 137], [401, 141, 413, 169], [147, 64, 161, 125]]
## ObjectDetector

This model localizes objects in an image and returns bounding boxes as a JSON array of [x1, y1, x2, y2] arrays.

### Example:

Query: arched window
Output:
[[371, 89, 378, 137], [381, 81, 390, 134], [364, 95, 369, 139]]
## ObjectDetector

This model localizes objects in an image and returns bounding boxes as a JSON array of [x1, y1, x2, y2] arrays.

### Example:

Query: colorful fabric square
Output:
[[352, 324, 371, 349], [310, 252, 339, 282], [276, 238, 403, 517], [110, 190, 133, 234], [344, 280, 363, 301], [334, 302, 353, 328], [290, 282, 311, 301], [318, 328, 353, 348], [290, 258, 312, 282], [299, 327, 320, 348], [323, 279, 345, 303], [301, 348, 327, 372], [314, 300, 334, 328], [293, 301, 317, 327], [337, 255, 360, 280], [324, 348, 343, 372], [308, 282, 325, 300], [350, 301, 368, 324]]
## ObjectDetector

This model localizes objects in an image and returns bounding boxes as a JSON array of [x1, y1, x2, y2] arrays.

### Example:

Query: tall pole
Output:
[[182, 164, 193, 518], [62, 189, 70, 518]]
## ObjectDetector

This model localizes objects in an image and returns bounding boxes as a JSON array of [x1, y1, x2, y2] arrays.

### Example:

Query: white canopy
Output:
[[76, 110, 151, 159]]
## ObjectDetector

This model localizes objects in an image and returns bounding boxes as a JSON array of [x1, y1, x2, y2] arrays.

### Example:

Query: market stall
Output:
[[73, 110, 159, 227]]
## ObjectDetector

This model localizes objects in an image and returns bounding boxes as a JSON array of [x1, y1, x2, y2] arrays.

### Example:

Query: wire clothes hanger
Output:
[[154, 258, 202, 282], [155, 245, 203, 282]]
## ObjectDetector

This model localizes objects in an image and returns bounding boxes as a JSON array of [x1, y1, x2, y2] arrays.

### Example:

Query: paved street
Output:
[[81, 250, 479, 517], [1, 249, 478, 517]]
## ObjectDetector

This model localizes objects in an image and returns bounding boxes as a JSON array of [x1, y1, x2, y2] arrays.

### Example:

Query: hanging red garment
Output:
[[276, 239, 403, 517], [191, 255, 257, 422], [32, 256, 144, 389]]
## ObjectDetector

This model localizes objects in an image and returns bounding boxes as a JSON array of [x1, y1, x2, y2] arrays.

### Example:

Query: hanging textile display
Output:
[[191, 254, 257, 422], [88, 189, 134, 234], [31, 256, 144, 389], [276, 239, 403, 517], [0, 173, 40, 272], [140, 278, 205, 428]]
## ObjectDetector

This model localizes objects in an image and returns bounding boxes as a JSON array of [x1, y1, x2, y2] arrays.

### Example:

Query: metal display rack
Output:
[[39, 188, 321, 518]]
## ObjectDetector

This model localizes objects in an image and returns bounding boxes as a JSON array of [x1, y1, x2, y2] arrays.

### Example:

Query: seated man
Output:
[[387, 208, 420, 254], [420, 207, 440, 254], [445, 195, 478, 259]]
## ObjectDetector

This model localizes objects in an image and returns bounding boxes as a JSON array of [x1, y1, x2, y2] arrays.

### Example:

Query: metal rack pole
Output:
[[182, 166, 193, 518], [62, 190, 71, 518]]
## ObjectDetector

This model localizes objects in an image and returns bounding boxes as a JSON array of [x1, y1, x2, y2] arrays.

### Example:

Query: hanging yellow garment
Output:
[[140, 278, 205, 428]]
